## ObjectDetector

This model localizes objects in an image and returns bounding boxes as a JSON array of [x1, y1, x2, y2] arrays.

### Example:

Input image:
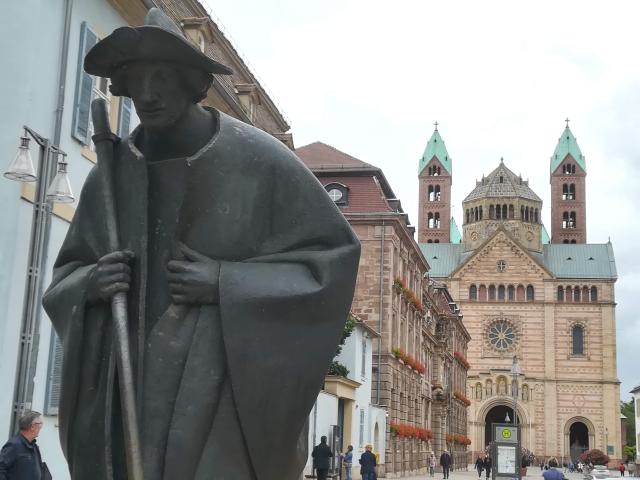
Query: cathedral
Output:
[[418, 124, 621, 462]]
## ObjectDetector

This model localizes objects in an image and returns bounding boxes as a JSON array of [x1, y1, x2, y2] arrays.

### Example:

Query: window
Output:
[[572, 325, 584, 355], [498, 285, 505, 301], [44, 331, 63, 415], [488, 320, 516, 350], [469, 285, 477, 301], [573, 286, 580, 302], [563, 211, 577, 229], [508, 285, 515, 301], [117, 97, 133, 138], [557, 286, 564, 302], [87, 77, 112, 151], [72, 22, 99, 145], [324, 183, 348, 206], [359, 409, 365, 446], [590, 286, 598, 302], [361, 338, 367, 378], [488, 285, 496, 300], [479, 285, 487, 301], [526, 285, 534, 301]]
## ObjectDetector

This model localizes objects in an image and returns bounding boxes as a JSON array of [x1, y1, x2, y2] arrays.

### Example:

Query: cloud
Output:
[[205, 0, 640, 394]]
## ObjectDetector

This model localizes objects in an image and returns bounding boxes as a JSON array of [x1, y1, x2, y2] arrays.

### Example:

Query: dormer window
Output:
[[324, 183, 348, 206]]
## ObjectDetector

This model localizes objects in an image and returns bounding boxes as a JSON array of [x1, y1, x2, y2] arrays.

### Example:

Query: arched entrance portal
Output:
[[569, 422, 589, 462], [484, 404, 520, 448]]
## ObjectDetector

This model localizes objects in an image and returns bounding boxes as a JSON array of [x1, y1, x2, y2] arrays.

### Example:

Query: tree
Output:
[[621, 398, 636, 448], [623, 445, 636, 462], [580, 449, 610, 466], [327, 313, 357, 377]]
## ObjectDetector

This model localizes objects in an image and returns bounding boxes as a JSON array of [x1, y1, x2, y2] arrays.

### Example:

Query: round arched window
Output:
[[327, 188, 343, 202], [488, 320, 516, 350]]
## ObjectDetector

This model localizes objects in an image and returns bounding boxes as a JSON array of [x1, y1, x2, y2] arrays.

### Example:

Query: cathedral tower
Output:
[[418, 125, 452, 243], [461, 159, 543, 252], [550, 121, 587, 244]]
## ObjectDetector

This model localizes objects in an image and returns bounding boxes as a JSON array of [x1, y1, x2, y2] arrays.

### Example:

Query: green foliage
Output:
[[328, 314, 357, 377], [623, 445, 636, 462], [335, 314, 357, 357], [328, 361, 349, 377], [621, 399, 636, 447]]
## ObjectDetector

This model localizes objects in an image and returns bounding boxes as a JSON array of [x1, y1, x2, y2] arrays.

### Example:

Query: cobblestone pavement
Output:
[[396, 468, 613, 480]]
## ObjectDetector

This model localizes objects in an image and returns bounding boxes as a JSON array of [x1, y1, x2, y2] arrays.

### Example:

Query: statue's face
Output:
[[125, 61, 191, 131]]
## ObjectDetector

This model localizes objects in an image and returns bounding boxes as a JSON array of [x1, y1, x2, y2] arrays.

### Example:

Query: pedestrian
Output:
[[543, 459, 564, 480], [359, 444, 377, 480], [475, 456, 484, 478], [342, 445, 353, 480], [484, 454, 492, 480], [619, 463, 626, 477], [0, 410, 50, 479], [627, 462, 635, 477], [312, 436, 333, 480], [430, 454, 436, 477], [440, 449, 452, 479]]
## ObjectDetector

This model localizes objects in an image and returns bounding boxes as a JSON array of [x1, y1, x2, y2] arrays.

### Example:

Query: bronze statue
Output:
[[43, 9, 360, 479]]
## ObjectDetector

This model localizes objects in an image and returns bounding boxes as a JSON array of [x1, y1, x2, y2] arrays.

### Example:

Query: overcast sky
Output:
[[204, 0, 640, 398]]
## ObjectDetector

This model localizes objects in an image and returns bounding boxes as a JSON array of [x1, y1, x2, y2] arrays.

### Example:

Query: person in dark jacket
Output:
[[0, 411, 45, 480], [483, 455, 492, 480], [359, 444, 377, 480], [475, 456, 485, 478], [440, 450, 452, 479], [312, 436, 333, 480]]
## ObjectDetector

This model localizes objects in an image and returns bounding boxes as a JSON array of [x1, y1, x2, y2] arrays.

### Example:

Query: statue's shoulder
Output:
[[216, 110, 301, 168]]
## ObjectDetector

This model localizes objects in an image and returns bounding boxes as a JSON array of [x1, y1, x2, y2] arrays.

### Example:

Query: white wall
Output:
[[305, 391, 339, 475], [0, 1, 132, 477], [311, 323, 387, 475]]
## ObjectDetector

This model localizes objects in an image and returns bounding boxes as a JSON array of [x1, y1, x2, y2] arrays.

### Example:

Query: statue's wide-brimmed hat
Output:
[[84, 8, 233, 77]]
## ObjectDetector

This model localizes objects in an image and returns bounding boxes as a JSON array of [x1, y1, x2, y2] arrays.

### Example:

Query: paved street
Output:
[[397, 469, 612, 480]]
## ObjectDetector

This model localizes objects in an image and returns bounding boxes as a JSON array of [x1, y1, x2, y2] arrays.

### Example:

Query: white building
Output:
[[632, 385, 640, 463], [0, 2, 138, 478], [0, 1, 291, 478], [306, 318, 387, 479]]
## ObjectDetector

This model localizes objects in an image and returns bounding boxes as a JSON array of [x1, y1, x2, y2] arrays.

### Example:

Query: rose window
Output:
[[488, 320, 516, 350]]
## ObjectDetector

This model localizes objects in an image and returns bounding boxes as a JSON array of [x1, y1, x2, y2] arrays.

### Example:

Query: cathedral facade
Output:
[[419, 125, 622, 462]]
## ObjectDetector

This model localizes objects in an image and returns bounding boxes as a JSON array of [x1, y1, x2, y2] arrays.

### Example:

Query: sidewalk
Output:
[[397, 468, 591, 480]]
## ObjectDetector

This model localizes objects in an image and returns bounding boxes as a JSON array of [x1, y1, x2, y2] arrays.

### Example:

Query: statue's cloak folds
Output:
[[43, 110, 360, 480]]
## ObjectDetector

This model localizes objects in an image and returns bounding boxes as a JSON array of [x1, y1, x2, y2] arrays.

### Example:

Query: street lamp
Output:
[[510, 356, 522, 427], [4, 126, 74, 432], [5, 127, 74, 202]]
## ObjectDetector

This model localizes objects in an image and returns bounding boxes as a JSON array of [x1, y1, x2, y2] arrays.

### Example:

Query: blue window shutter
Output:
[[44, 331, 63, 415], [72, 22, 98, 144], [118, 97, 132, 137]]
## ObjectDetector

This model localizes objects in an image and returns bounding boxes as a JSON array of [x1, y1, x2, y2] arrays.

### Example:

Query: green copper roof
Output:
[[541, 224, 550, 244], [450, 217, 462, 244], [419, 241, 616, 279], [542, 243, 616, 279], [550, 126, 585, 174], [419, 243, 467, 278], [419, 128, 452, 175]]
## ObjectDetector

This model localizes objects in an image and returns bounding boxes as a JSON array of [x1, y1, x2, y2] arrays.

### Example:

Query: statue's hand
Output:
[[87, 250, 134, 305], [167, 243, 220, 305]]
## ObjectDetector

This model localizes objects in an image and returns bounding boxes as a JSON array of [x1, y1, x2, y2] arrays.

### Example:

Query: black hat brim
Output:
[[84, 25, 233, 77]]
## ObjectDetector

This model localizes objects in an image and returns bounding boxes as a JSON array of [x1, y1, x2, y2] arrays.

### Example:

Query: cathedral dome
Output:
[[463, 160, 541, 203]]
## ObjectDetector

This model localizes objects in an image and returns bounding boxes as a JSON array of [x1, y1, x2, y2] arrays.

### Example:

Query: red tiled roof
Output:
[[319, 175, 393, 214], [296, 142, 376, 170]]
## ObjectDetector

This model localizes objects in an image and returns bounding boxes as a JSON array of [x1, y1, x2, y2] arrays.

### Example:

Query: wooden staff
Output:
[[91, 98, 144, 480]]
